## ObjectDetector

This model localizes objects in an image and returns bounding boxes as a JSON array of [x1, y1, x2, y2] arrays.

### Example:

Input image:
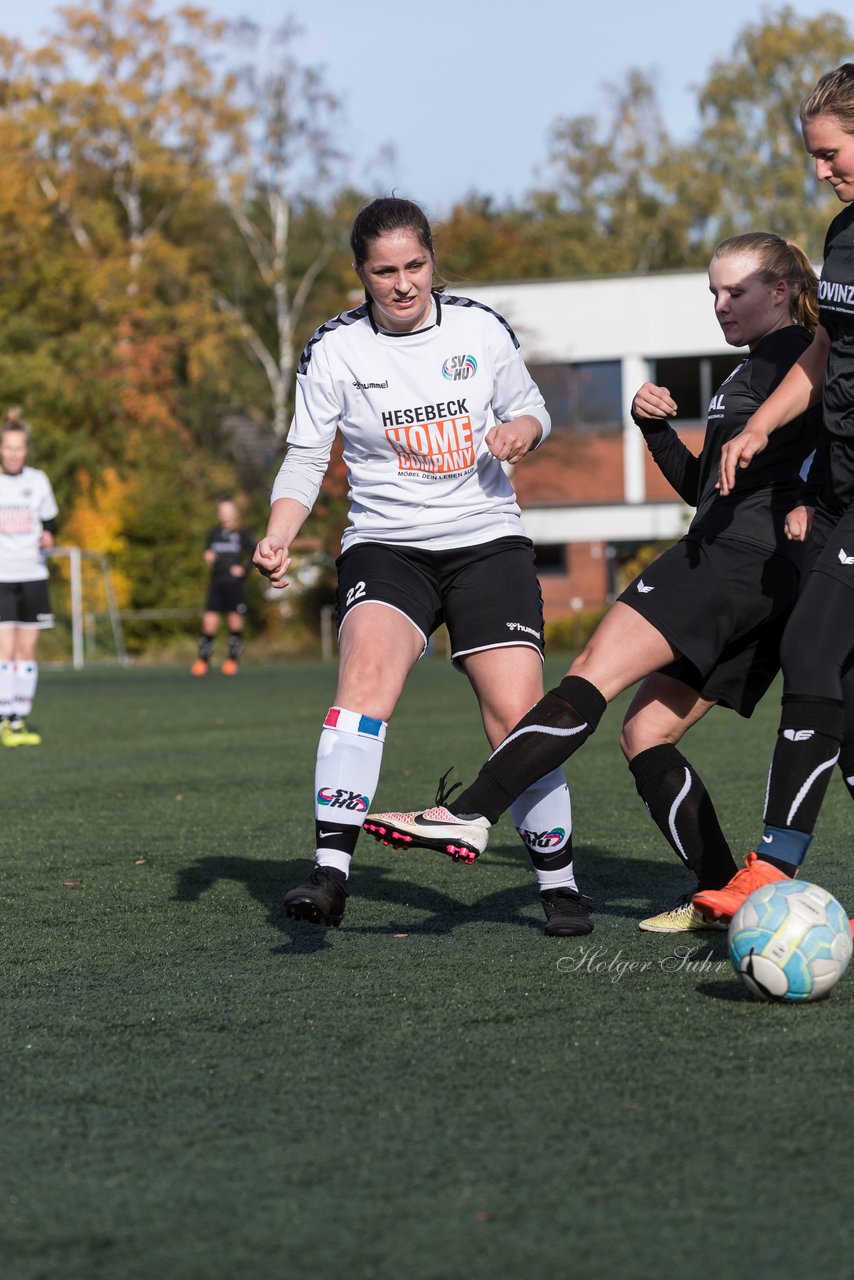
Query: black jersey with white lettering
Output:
[[634, 325, 823, 556], [206, 525, 255, 582], [820, 204, 854, 441]]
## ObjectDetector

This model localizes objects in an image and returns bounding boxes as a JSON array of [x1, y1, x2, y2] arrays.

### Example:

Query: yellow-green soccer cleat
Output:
[[639, 893, 727, 933], [1, 718, 42, 747]]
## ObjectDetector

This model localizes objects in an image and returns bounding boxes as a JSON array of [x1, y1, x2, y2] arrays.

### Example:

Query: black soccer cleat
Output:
[[540, 887, 594, 937], [283, 865, 349, 927]]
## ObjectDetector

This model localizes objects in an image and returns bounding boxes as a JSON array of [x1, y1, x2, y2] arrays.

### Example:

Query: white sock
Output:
[[314, 707, 387, 876], [511, 767, 578, 891], [0, 661, 13, 720], [12, 660, 38, 718]]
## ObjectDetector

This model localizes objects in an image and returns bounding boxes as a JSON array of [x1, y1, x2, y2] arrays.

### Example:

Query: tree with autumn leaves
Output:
[[0, 0, 353, 647], [0, 2, 850, 653]]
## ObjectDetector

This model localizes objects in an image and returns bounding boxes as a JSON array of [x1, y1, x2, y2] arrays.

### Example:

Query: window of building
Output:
[[654, 354, 740, 422], [533, 543, 568, 575], [531, 361, 622, 434]]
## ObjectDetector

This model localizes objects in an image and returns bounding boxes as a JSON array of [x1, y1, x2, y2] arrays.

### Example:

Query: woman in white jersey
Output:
[[0, 409, 59, 747], [254, 197, 587, 935]]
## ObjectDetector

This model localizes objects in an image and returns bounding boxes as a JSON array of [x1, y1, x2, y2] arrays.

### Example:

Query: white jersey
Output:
[[271, 292, 551, 551], [0, 466, 58, 582]]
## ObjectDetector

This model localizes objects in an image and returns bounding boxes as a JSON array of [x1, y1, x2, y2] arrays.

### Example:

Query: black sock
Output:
[[227, 630, 243, 661], [452, 675, 607, 824], [764, 695, 844, 837], [198, 634, 215, 661], [761, 847, 800, 877], [629, 744, 736, 889]]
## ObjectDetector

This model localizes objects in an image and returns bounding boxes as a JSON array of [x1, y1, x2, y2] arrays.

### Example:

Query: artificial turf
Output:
[[1, 659, 851, 1280]]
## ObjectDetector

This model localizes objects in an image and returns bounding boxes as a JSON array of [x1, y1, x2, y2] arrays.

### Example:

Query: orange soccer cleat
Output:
[[693, 851, 788, 925], [190, 658, 209, 677], [220, 658, 239, 676]]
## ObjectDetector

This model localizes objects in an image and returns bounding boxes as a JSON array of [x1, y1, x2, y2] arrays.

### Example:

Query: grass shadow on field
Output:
[[172, 852, 542, 952], [171, 838, 721, 953], [173, 854, 339, 955], [695, 979, 757, 1002], [489, 838, 708, 924]]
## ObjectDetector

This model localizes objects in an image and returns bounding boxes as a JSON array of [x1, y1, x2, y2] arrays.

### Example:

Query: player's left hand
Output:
[[229, 565, 246, 578], [785, 504, 814, 542], [485, 416, 542, 464], [39, 531, 54, 551]]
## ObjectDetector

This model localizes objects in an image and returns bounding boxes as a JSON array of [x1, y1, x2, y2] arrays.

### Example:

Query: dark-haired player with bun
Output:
[[254, 196, 583, 934]]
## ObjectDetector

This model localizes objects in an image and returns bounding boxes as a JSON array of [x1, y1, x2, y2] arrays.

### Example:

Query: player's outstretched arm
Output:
[[718, 327, 830, 496], [253, 497, 310, 590]]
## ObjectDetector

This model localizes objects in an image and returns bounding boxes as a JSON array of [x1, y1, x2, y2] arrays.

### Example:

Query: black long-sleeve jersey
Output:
[[820, 203, 854, 441], [633, 325, 824, 557], [205, 525, 255, 582]]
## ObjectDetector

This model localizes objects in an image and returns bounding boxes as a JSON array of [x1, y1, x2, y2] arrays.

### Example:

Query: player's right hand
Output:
[[717, 424, 770, 496], [784, 504, 814, 542], [253, 536, 291, 588], [631, 383, 677, 420]]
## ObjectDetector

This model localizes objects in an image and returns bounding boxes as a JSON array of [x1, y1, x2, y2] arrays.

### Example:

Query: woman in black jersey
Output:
[[364, 232, 824, 933], [695, 65, 854, 927]]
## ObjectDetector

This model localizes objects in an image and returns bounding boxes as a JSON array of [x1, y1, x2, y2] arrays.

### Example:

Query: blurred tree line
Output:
[[0, 1, 849, 653]]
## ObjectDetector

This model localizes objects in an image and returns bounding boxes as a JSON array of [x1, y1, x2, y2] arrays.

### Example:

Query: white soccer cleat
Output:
[[362, 805, 490, 864]]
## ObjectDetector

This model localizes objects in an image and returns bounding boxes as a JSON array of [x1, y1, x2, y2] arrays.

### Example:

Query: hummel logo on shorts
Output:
[[838, 548, 854, 565], [636, 579, 654, 593]]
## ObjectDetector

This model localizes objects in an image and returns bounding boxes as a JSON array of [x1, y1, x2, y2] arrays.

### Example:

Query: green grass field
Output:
[[1, 658, 851, 1280]]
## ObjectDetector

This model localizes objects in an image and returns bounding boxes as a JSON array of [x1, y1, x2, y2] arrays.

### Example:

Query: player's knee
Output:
[[567, 645, 594, 679], [620, 712, 683, 760], [620, 719, 659, 760], [335, 669, 403, 720]]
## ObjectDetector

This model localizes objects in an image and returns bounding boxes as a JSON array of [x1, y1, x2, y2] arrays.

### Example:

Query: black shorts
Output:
[[802, 498, 854, 589], [618, 536, 799, 717], [335, 536, 545, 664], [204, 578, 247, 615], [0, 579, 54, 628]]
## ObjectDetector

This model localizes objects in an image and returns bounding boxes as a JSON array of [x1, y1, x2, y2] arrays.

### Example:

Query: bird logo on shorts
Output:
[[838, 548, 854, 565], [636, 579, 654, 593]]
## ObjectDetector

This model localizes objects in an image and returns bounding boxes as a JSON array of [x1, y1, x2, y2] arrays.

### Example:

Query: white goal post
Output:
[[47, 547, 128, 669]]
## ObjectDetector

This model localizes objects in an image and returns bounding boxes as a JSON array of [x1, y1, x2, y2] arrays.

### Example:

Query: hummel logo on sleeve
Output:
[[838, 548, 854, 565], [636, 579, 654, 593]]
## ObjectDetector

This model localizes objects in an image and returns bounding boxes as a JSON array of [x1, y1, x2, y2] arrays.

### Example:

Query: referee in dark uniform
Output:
[[191, 500, 255, 676]]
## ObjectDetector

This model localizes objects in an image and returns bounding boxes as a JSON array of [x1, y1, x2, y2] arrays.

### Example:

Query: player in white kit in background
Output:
[[0, 408, 59, 747]]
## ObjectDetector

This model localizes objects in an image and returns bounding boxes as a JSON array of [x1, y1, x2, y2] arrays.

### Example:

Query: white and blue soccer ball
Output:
[[728, 879, 852, 1002]]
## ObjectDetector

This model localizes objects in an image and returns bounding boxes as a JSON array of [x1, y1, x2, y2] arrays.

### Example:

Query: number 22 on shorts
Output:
[[345, 581, 366, 608]]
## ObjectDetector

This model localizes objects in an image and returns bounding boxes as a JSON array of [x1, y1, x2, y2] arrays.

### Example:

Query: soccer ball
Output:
[[728, 880, 852, 1002]]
